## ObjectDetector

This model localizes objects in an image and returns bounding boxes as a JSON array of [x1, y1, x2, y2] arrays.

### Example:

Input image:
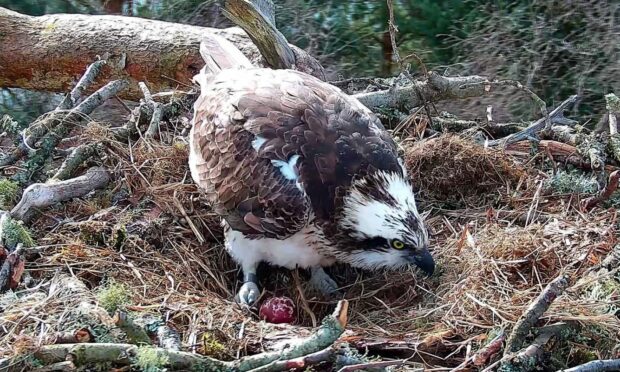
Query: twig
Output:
[[504, 275, 569, 354], [472, 330, 506, 366], [501, 324, 570, 372], [338, 360, 404, 372], [293, 269, 317, 328], [581, 170, 620, 210], [605, 94, 620, 163], [139, 82, 163, 140], [11, 167, 110, 222], [31, 300, 349, 371], [52, 143, 99, 181], [461, 79, 551, 132], [0, 243, 24, 292], [246, 346, 335, 372], [558, 359, 620, 372], [487, 95, 579, 147], [72, 79, 128, 115], [47, 328, 94, 344], [386, 0, 427, 77], [58, 60, 107, 110], [114, 311, 152, 345]]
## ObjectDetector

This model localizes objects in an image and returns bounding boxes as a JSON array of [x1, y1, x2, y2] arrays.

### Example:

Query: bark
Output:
[[0, 7, 264, 101]]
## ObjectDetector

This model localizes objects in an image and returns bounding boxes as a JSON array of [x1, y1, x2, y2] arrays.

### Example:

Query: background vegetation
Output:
[[1, 0, 618, 123]]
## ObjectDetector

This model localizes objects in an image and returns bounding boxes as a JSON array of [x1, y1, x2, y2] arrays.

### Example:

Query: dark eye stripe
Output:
[[357, 236, 388, 250]]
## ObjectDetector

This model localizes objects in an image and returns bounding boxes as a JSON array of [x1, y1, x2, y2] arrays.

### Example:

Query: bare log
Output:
[[0, 7, 264, 101], [11, 167, 111, 221], [504, 275, 569, 354]]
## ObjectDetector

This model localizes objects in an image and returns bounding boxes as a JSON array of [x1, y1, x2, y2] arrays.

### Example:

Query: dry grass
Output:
[[1, 127, 619, 369]]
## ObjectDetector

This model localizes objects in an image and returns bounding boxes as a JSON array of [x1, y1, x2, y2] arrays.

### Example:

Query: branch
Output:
[[504, 275, 569, 354], [52, 143, 99, 181], [558, 359, 620, 372], [114, 311, 152, 345], [487, 95, 579, 147], [0, 243, 24, 292], [224, 0, 293, 70], [11, 167, 111, 222], [581, 170, 620, 210], [0, 7, 265, 100], [353, 72, 489, 111], [501, 324, 571, 372], [223, 0, 325, 80], [57, 59, 107, 110], [31, 300, 349, 371]]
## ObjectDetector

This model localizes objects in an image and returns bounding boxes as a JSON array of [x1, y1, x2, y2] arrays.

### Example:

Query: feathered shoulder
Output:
[[189, 68, 402, 239]]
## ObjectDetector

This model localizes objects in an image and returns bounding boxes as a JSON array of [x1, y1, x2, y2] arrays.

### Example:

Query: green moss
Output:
[[135, 346, 169, 372], [112, 225, 127, 250], [96, 279, 132, 314], [200, 332, 226, 358], [0, 179, 19, 209], [1, 217, 34, 249]]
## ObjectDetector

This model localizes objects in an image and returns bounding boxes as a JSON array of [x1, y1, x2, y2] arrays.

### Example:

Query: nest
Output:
[[404, 134, 528, 208], [1, 128, 619, 369]]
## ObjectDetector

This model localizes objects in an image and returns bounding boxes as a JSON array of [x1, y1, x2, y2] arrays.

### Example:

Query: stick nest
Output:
[[1, 123, 619, 369]]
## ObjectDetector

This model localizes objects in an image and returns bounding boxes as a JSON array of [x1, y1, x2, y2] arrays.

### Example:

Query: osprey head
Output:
[[337, 170, 434, 275]]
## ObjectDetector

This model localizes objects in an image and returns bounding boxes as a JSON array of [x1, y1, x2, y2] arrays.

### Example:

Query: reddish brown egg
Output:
[[259, 297, 296, 324]]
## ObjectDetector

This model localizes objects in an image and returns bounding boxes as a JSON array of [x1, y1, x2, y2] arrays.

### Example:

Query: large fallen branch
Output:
[[0, 7, 263, 101], [33, 300, 349, 371]]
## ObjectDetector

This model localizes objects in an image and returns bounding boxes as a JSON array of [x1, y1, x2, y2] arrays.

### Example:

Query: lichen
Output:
[[135, 346, 169, 372], [1, 217, 34, 249], [96, 279, 132, 314], [0, 179, 19, 209], [546, 170, 599, 194]]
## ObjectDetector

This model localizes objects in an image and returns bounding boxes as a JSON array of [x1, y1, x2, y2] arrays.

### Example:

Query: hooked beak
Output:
[[410, 249, 435, 277]]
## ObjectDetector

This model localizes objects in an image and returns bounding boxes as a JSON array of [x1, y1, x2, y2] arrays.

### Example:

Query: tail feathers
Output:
[[199, 33, 253, 74]]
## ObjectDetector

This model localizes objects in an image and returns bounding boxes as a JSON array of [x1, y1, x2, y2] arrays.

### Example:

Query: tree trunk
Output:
[[0, 7, 265, 101]]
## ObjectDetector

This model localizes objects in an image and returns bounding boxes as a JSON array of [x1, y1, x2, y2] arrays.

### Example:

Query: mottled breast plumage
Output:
[[189, 68, 402, 240]]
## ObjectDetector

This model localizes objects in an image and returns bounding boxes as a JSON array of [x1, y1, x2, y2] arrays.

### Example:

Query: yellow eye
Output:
[[391, 240, 405, 249]]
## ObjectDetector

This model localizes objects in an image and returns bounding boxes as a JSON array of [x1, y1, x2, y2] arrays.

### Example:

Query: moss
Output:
[[112, 225, 127, 250], [0, 179, 19, 209], [135, 346, 169, 372], [199, 332, 226, 358], [1, 217, 34, 249], [96, 279, 132, 314]]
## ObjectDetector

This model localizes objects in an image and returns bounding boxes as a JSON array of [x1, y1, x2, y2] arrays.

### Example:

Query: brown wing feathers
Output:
[[191, 68, 401, 238]]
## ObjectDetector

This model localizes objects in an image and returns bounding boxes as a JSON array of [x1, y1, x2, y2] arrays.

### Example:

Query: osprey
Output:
[[189, 35, 434, 305]]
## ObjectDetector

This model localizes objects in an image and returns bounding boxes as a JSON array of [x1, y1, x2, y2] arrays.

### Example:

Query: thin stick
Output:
[[504, 275, 569, 353]]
